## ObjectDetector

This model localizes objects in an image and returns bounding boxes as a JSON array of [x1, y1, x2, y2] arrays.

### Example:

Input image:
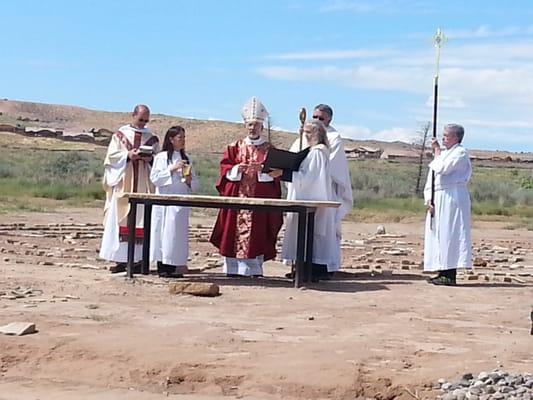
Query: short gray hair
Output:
[[306, 120, 329, 147], [314, 104, 333, 120], [444, 123, 465, 143], [133, 104, 150, 115]]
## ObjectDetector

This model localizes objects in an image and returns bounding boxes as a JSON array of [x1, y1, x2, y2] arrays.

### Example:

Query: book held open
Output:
[[261, 147, 310, 173]]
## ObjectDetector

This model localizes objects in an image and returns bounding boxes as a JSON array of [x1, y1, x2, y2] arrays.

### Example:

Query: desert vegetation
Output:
[[1, 133, 531, 224]]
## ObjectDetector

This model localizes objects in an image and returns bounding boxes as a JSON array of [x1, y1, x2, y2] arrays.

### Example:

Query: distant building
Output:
[[24, 127, 62, 138], [345, 146, 382, 159], [380, 149, 419, 161]]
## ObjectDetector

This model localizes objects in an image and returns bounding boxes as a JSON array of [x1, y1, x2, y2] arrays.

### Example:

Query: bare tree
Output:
[[413, 122, 431, 196]]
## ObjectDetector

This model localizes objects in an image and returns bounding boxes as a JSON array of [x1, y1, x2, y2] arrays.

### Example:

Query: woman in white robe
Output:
[[423, 124, 472, 286], [150, 126, 199, 278], [281, 120, 339, 281]]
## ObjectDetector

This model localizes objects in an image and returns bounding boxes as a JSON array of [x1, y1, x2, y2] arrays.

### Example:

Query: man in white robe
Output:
[[281, 120, 339, 281], [288, 104, 353, 275], [99, 104, 159, 273], [424, 123, 472, 286]]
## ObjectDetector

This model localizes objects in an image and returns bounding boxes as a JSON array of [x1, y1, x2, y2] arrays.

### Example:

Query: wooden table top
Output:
[[123, 193, 341, 208]]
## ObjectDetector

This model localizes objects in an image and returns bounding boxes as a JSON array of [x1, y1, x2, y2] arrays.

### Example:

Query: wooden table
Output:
[[122, 193, 340, 288]]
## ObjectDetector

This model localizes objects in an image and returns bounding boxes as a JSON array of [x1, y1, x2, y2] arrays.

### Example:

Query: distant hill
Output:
[[1, 99, 532, 164]]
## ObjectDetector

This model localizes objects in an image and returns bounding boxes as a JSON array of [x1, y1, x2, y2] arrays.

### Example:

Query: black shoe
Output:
[[285, 271, 294, 279], [226, 273, 240, 278], [430, 276, 456, 286], [111, 262, 143, 274], [159, 271, 183, 279], [110, 263, 126, 274]]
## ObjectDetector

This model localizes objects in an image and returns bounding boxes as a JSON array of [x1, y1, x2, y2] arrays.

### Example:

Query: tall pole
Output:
[[430, 28, 445, 229], [267, 115, 271, 143], [298, 107, 306, 151]]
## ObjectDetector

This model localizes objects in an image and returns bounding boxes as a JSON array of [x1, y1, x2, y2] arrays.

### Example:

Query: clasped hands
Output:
[[170, 160, 189, 173]]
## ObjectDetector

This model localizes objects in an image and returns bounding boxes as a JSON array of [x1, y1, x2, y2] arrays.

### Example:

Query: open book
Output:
[[262, 147, 310, 173]]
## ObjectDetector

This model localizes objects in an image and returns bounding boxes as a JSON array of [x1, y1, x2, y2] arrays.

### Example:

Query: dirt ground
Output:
[[0, 208, 532, 400]]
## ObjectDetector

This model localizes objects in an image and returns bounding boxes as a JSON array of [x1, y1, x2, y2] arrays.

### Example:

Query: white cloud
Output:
[[337, 124, 416, 143], [265, 49, 393, 61], [257, 29, 533, 151], [317, 0, 436, 14], [426, 95, 467, 109], [463, 119, 533, 130], [256, 65, 428, 93], [446, 25, 533, 40], [258, 40, 533, 107]]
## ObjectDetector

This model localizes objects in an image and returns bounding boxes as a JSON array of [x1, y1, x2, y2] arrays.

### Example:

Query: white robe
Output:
[[282, 145, 340, 271], [149, 151, 199, 266], [423, 144, 472, 272], [99, 125, 158, 263], [290, 125, 353, 237]]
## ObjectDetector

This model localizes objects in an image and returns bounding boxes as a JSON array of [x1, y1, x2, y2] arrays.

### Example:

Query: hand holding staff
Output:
[[430, 28, 446, 227], [298, 107, 306, 151]]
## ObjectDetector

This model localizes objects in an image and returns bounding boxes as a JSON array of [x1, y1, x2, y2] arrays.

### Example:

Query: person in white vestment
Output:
[[280, 120, 339, 281], [286, 104, 353, 278], [150, 126, 199, 278], [99, 104, 159, 273], [424, 124, 472, 286]]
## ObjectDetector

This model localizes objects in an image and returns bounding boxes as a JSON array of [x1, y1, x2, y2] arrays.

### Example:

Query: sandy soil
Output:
[[0, 208, 532, 400]]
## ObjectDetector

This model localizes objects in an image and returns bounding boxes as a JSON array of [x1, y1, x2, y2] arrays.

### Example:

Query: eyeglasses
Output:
[[312, 115, 325, 121], [139, 118, 149, 123]]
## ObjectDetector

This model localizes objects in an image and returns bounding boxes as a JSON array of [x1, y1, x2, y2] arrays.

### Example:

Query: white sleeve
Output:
[[429, 148, 469, 176], [150, 154, 173, 187], [104, 152, 128, 187], [225, 164, 243, 181], [257, 172, 274, 182], [423, 169, 432, 204]]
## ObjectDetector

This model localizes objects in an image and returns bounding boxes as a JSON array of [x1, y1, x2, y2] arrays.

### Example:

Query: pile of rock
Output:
[[437, 370, 532, 400]]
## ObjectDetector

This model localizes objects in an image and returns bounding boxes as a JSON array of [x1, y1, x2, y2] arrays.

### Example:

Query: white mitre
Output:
[[241, 96, 268, 123]]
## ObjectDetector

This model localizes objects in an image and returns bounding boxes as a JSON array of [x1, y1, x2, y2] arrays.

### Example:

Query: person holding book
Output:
[[150, 125, 199, 278], [99, 104, 159, 273], [281, 119, 339, 281], [209, 97, 283, 277], [287, 104, 353, 278]]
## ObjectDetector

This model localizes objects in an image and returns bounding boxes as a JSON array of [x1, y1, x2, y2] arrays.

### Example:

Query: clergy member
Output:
[[424, 123, 472, 286], [99, 104, 159, 273], [281, 120, 339, 281], [150, 126, 199, 278], [209, 97, 283, 277], [287, 104, 353, 278]]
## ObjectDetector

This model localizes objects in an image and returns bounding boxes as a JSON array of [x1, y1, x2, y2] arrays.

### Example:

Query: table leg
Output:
[[126, 201, 137, 278], [304, 211, 315, 282], [142, 202, 152, 275], [294, 211, 307, 288]]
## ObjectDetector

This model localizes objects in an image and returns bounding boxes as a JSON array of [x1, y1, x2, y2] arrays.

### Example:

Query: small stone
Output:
[[0, 322, 37, 336], [168, 282, 220, 297], [376, 225, 386, 235], [473, 257, 487, 267], [478, 372, 489, 380], [442, 382, 452, 390]]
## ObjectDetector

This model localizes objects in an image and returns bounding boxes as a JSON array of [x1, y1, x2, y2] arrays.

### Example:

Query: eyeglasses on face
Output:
[[139, 118, 149, 123], [312, 115, 325, 121]]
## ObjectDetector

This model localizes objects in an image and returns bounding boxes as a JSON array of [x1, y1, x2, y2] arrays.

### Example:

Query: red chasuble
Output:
[[210, 139, 283, 261]]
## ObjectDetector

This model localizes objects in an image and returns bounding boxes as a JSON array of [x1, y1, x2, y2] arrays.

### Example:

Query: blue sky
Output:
[[2, 0, 533, 152]]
